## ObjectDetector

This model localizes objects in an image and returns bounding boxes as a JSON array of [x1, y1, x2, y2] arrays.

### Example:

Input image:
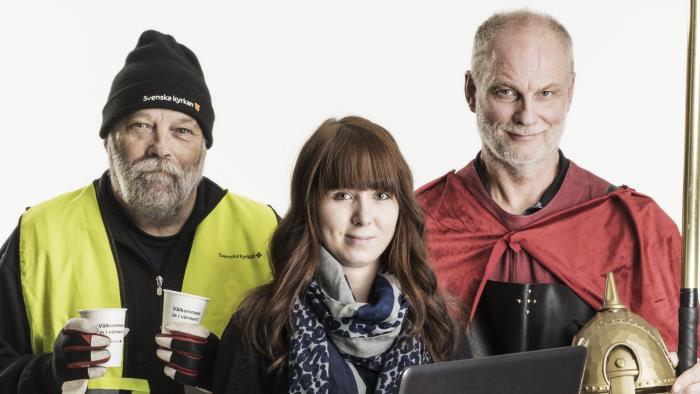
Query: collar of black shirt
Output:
[[474, 150, 570, 215]]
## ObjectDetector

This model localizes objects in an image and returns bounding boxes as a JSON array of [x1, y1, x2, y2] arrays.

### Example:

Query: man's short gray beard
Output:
[[476, 109, 564, 170], [107, 139, 206, 227]]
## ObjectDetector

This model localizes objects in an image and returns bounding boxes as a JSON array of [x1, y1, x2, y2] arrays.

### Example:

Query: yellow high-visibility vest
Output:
[[19, 184, 276, 392]]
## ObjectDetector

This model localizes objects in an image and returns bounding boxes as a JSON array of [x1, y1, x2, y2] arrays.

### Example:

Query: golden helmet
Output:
[[572, 273, 675, 394]]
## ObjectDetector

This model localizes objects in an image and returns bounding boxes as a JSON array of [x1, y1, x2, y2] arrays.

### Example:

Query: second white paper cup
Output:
[[78, 308, 127, 368], [161, 289, 209, 328]]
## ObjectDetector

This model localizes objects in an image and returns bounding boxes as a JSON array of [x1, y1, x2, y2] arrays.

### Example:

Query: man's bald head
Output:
[[470, 10, 573, 86]]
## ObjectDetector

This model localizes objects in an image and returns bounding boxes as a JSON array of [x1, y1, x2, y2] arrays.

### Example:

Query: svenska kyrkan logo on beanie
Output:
[[141, 93, 197, 110]]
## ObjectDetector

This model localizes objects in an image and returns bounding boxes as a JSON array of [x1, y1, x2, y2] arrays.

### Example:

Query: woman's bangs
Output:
[[318, 134, 401, 195]]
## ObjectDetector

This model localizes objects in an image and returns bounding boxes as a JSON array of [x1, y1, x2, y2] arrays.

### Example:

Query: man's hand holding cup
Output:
[[48, 318, 110, 391], [155, 289, 216, 390], [155, 322, 219, 389]]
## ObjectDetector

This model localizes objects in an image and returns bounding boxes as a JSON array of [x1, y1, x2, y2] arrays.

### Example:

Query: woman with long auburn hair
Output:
[[213, 116, 459, 393]]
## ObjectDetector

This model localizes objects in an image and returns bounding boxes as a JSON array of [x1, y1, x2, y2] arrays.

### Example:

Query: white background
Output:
[[0, 1, 689, 243]]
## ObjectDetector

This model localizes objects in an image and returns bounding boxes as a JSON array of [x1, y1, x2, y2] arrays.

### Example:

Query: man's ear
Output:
[[567, 72, 576, 107], [464, 71, 477, 113]]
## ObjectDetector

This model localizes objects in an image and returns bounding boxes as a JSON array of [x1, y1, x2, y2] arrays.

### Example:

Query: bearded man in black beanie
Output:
[[0, 30, 277, 393]]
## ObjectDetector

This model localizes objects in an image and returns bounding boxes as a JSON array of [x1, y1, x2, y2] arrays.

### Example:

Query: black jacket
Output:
[[0, 172, 226, 393], [212, 317, 290, 394]]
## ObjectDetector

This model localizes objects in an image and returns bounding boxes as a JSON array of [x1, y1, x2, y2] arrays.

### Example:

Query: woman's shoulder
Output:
[[219, 312, 272, 366], [214, 312, 290, 394]]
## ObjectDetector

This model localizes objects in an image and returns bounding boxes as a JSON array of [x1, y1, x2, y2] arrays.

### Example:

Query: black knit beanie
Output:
[[99, 30, 215, 148]]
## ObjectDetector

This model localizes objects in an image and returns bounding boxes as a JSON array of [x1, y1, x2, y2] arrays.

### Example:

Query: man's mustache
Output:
[[130, 158, 183, 177], [498, 124, 542, 135]]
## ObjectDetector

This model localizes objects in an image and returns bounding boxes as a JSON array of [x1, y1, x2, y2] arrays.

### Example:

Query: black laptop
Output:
[[397, 346, 587, 394]]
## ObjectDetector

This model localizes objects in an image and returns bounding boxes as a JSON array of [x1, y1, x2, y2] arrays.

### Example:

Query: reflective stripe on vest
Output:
[[19, 184, 276, 392]]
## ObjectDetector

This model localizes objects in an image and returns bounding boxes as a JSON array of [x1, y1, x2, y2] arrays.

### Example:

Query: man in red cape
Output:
[[418, 163, 681, 346], [416, 10, 700, 391]]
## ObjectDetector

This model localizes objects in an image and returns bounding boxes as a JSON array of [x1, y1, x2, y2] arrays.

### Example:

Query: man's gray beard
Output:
[[107, 140, 206, 226], [476, 109, 564, 169]]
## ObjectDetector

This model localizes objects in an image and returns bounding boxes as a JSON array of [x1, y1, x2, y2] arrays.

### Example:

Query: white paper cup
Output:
[[78, 308, 127, 368], [162, 289, 209, 329]]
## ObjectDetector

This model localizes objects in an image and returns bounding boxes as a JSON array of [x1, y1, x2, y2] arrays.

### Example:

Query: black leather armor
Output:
[[469, 280, 596, 356]]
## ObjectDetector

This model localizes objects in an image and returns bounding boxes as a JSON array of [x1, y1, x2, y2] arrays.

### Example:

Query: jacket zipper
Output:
[[156, 274, 165, 336]]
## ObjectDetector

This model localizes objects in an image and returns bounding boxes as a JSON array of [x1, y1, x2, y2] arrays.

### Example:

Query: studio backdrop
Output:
[[0, 1, 686, 254]]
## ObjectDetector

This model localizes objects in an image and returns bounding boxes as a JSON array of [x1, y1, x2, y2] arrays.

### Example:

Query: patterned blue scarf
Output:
[[288, 248, 431, 394]]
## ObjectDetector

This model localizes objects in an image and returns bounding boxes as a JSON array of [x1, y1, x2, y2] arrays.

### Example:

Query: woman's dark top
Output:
[[212, 315, 381, 394]]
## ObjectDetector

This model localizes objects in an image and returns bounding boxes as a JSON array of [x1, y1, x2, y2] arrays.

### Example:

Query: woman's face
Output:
[[318, 188, 399, 269]]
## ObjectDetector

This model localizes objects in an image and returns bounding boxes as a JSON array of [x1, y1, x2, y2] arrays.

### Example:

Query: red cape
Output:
[[417, 162, 685, 351]]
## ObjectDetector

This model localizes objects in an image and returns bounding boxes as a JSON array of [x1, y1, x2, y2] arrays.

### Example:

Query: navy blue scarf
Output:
[[288, 248, 431, 394]]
